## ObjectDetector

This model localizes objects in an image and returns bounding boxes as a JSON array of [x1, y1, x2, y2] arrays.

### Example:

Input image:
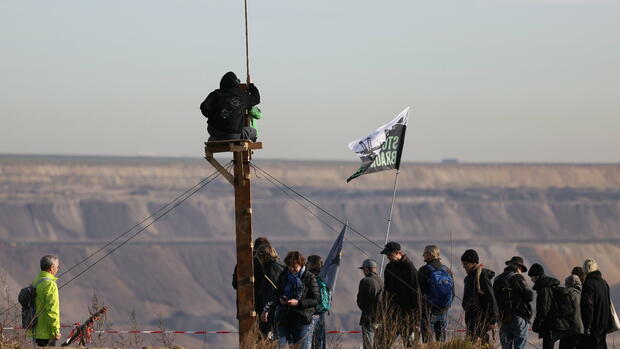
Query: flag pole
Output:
[[379, 169, 400, 276]]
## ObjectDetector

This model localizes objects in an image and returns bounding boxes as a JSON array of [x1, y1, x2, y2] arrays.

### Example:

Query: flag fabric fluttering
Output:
[[346, 107, 410, 182], [318, 224, 346, 292]]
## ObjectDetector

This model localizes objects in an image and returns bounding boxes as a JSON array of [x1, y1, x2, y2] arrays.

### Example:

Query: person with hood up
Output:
[[461, 249, 499, 345], [261, 251, 319, 348], [580, 259, 612, 349], [381, 241, 421, 347], [528, 263, 571, 349], [493, 256, 533, 349], [200, 71, 260, 141], [559, 274, 584, 349]]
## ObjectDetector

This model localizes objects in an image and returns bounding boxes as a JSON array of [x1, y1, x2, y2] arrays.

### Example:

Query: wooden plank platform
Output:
[[204, 140, 263, 154]]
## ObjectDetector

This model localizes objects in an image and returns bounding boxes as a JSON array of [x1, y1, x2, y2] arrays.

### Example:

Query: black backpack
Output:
[[17, 278, 51, 330], [551, 286, 575, 318], [493, 272, 516, 322]]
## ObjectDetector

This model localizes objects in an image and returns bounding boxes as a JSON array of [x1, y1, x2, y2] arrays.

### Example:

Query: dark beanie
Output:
[[528, 263, 544, 277], [461, 249, 479, 264]]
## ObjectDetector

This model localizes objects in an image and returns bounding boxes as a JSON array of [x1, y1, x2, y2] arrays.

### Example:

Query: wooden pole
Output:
[[233, 149, 256, 346]]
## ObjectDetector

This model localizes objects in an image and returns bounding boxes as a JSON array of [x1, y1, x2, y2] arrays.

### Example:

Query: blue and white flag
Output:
[[318, 224, 346, 292]]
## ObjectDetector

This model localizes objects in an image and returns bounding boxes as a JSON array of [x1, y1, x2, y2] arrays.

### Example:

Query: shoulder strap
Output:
[[33, 277, 53, 288]]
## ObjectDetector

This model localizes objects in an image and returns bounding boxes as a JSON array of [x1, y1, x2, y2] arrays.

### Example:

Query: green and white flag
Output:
[[346, 107, 409, 182]]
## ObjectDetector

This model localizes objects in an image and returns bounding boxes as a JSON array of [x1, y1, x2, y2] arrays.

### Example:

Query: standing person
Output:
[[559, 275, 584, 349], [32, 255, 61, 347], [356, 259, 384, 349], [303, 255, 325, 349], [461, 249, 499, 346], [418, 245, 454, 343], [381, 241, 421, 347], [261, 251, 319, 349], [200, 71, 260, 141], [493, 256, 533, 349], [255, 243, 285, 338], [571, 267, 586, 285], [232, 237, 272, 318], [528, 263, 571, 349], [580, 259, 611, 349]]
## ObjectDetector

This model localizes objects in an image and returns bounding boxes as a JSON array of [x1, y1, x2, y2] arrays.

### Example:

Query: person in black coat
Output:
[[200, 71, 260, 141], [461, 249, 499, 346], [261, 251, 319, 348], [232, 237, 272, 317], [381, 241, 421, 347], [255, 243, 285, 337], [493, 256, 533, 349], [580, 259, 611, 349], [528, 263, 572, 349]]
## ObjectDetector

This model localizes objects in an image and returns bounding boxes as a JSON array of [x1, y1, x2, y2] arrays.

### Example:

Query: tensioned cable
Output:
[[58, 169, 224, 289], [59, 163, 231, 279], [0, 164, 229, 322], [251, 163, 541, 348]]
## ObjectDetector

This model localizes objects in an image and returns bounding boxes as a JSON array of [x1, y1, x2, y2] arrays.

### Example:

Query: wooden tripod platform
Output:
[[204, 139, 262, 347]]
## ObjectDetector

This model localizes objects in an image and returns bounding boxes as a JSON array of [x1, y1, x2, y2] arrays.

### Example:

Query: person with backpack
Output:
[[580, 259, 612, 349], [418, 245, 454, 343], [493, 256, 533, 349], [381, 241, 421, 347], [559, 275, 584, 349], [25, 255, 61, 347], [356, 259, 384, 349], [302, 255, 327, 349], [200, 71, 260, 141], [461, 249, 499, 346], [261, 251, 319, 348], [528, 263, 572, 349]]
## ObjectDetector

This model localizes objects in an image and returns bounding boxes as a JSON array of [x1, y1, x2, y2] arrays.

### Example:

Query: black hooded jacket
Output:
[[581, 270, 612, 338], [200, 72, 260, 135], [462, 266, 499, 325], [493, 266, 533, 323], [384, 255, 420, 312], [532, 275, 572, 336]]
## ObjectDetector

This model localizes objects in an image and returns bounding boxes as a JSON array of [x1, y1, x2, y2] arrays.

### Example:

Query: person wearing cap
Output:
[[356, 259, 384, 349], [381, 241, 421, 347], [418, 245, 454, 343], [528, 263, 569, 349], [461, 249, 499, 345], [493, 256, 533, 349]]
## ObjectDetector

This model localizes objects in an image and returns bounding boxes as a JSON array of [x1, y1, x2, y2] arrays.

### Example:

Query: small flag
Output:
[[319, 224, 346, 292], [346, 107, 410, 182]]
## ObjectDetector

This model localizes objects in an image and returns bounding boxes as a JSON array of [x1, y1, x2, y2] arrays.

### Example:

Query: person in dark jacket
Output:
[[303, 255, 325, 349], [255, 243, 285, 338], [232, 237, 272, 316], [529, 263, 570, 349], [559, 275, 584, 349], [381, 241, 421, 347], [356, 259, 384, 349], [200, 71, 260, 141], [261, 251, 319, 348], [418, 245, 454, 343], [493, 256, 533, 349], [461, 249, 499, 345], [580, 259, 611, 349]]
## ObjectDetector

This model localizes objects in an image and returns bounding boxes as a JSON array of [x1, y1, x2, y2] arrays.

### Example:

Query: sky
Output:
[[1, 0, 619, 162]]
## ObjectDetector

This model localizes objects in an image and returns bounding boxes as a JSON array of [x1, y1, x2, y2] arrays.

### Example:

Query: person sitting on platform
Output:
[[200, 71, 260, 142]]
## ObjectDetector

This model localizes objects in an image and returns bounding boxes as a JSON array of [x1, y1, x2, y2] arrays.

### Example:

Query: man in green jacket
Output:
[[32, 255, 61, 347]]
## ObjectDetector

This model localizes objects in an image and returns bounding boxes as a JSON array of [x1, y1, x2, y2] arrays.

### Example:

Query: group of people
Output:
[[236, 238, 617, 349]]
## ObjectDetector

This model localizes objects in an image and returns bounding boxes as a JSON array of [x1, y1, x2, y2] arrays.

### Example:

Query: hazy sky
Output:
[[1, 0, 619, 162]]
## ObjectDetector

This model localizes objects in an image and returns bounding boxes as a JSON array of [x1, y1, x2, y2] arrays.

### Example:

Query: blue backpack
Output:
[[425, 264, 454, 308]]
